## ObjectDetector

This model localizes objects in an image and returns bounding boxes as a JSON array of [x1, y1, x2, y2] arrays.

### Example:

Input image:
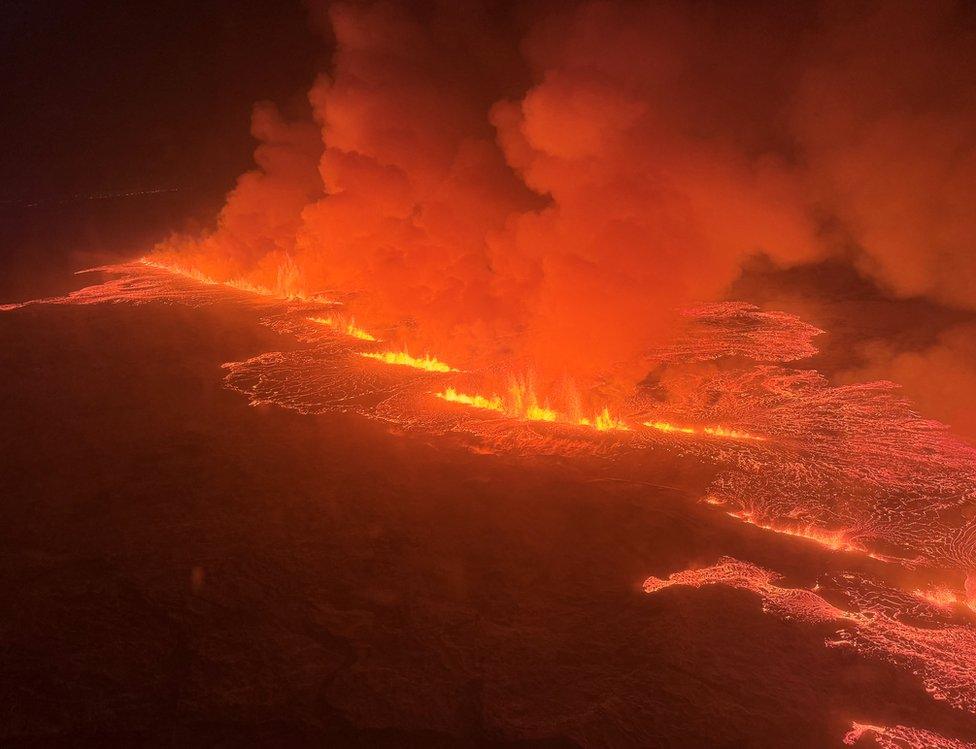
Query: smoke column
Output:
[[152, 0, 976, 414]]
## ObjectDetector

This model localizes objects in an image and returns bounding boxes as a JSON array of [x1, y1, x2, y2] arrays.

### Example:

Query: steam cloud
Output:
[[153, 0, 976, 411]]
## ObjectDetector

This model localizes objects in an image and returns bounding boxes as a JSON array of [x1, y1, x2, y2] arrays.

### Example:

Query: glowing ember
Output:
[[307, 316, 377, 341], [360, 351, 458, 373]]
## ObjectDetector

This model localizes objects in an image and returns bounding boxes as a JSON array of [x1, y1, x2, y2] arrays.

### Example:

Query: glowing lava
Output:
[[843, 722, 975, 748], [726, 509, 867, 554], [308, 316, 377, 341], [913, 586, 976, 613], [10, 262, 976, 743], [644, 420, 696, 435], [20, 263, 976, 575], [582, 407, 631, 432], [702, 425, 763, 440], [140, 258, 334, 304], [436, 387, 504, 412], [434, 383, 561, 424], [360, 351, 458, 373], [643, 420, 763, 440], [434, 386, 630, 432], [645, 558, 976, 716]]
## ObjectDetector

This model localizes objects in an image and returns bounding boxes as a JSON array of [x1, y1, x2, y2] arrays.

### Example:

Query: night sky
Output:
[[0, 0, 322, 296]]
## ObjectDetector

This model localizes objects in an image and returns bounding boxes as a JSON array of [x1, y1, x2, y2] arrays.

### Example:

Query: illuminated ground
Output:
[[3, 272, 976, 746]]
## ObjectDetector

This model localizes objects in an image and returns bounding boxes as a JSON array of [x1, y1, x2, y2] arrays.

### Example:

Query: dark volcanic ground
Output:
[[2, 293, 976, 747]]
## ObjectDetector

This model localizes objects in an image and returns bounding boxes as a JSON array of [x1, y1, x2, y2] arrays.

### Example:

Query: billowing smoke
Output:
[[840, 322, 976, 442], [792, 1, 976, 310], [153, 0, 976, 411]]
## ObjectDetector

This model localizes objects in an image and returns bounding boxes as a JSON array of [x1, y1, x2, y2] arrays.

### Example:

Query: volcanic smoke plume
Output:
[[6, 3, 976, 744], [148, 0, 975, 418]]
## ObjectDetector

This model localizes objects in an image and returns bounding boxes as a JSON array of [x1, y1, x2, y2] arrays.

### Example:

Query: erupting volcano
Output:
[[4, 0, 976, 746]]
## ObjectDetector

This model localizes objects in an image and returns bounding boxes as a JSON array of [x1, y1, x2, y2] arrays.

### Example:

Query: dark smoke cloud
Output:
[[153, 0, 976, 410], [793, 1, 976, 310], [839, 322, 976, 442]]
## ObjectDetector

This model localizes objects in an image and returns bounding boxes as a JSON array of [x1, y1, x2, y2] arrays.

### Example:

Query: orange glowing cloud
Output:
[[146, 0, 976, 428]]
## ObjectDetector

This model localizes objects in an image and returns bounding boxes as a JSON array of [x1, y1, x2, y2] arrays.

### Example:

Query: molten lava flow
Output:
[[434, 385, 630, 432], [140, 258, 334, 304], [643, 557, 855, 624], [13, 263, 976, 575], [645, 558, 976, 716], [912, 586, 976, 613], [643, 420, 763, 440], [360, 351, 458, 373], [583, 407, 631, 432], [12, 262, 976, 743], [435, 387, 504, 412], [726, 509, 867, 554], [525, 404, 558, 422], [21, 263, 976, 575], [307, 316, 377, 341], [645, 421, 697, 435], [702, 425, 763, 440], [506, 378, 557, 422], [843, 722, 975, 748], [434, 382, 560, 424], [631, 360, 976, 572], [648, 303, 824, 364]]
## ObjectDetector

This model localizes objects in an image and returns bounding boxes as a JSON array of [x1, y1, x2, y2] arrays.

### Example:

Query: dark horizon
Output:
[[1, 0, 320, 297]]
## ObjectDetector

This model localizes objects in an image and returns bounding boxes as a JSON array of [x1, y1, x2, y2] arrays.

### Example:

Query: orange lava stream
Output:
[[140, 258, 334, 304], [645, 558, 976, 716], [644, 420, 764, 440], [435, 387, 504, 412], [12, 262, 976, 742], [844, 722, 975, 748], [435, 386, 630, 432], [913, 586, 976, 613], [138, 260, 758, 441], [643, 556, 858, 624], [360, 350, 458, 373], [581, 407, 631, 432], [307, 316, 378, 341], [16, 263, 976, 577], [726, 509, 868, 554], [644, 420, 696, 435]]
